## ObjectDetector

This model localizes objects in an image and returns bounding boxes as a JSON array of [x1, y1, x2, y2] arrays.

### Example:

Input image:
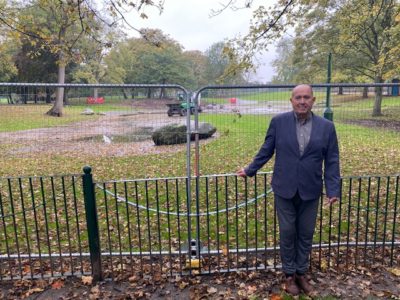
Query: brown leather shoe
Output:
[[295, 274, 314, 295], [283, 275, 300, 296]]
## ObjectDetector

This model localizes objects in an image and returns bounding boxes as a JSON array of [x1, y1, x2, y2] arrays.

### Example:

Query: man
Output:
[[237, 84, 340, 296]]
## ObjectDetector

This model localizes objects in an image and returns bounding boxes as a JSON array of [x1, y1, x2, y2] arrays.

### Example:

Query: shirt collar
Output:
[[293, 111, 312, 125]]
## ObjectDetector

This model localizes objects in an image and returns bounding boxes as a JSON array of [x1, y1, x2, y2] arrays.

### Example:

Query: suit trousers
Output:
[[275, 192, 319, 275]]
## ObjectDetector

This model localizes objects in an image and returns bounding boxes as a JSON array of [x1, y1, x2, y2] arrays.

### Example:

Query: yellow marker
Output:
[[186, 258, 201, 269]]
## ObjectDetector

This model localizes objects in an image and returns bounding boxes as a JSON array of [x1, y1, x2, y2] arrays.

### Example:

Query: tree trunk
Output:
[[372, 77, 383, 116], [94, 88, 98, 99], [122, 89, 129, 99], [147, 88, 151, 98], [22, 86, 28, 104], [33, 87, 38, 103], [159, 88, 165, 99], [337, 86, 343, 95], [45, 87, 52, 103], [63, 87, 69, 105], [160, 79, 166, 99], [46, 64, 65, 117], [362, 86, 368, 98]]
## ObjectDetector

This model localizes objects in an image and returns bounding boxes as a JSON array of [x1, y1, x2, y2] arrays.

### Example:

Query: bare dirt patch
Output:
[[0, 111, 203, 158], [0, 99, 276, 158]]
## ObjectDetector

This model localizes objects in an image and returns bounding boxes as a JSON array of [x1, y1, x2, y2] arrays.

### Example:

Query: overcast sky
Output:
[[127, 0, 277, 82]]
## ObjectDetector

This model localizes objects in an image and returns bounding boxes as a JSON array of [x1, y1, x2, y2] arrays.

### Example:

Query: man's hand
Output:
[[326, 197, 339, 205], [236, 168, 247, 178]]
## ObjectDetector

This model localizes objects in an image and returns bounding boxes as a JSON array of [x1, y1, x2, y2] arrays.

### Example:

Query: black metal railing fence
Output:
[[1, 169, 398, 281], [0, 173, 91, 280]]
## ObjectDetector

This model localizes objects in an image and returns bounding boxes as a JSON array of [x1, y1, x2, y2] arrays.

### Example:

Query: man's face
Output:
[[290, 85, 316, 117]]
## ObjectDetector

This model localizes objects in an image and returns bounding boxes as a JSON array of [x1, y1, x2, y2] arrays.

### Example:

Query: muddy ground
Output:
[[1, 99, 398, 159], [0, 99, 289, 158]]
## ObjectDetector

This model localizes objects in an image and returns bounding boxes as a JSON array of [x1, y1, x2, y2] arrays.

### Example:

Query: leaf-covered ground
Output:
[[1, 265, 399, 299]]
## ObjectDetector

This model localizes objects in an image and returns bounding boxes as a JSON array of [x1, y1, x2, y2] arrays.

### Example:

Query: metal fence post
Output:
[[324, 52, 334, 121], [82, 166, 103, 282]]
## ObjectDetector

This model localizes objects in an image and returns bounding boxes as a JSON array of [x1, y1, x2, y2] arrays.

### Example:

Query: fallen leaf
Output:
[[270, 294, 283, 300], [89, 285, 101, 300], [153, 272, 162, 282], [207, 286, 218, 294], [179, 281, 189, 290], [237, 289, 247, 297], [24, 287, 44, 297], [51, 280, 64, 289], [247, 285, 257, 295], [134, 290, 144, 298], [128, 275, 138, 283], [23, 265, 31, 274], [90, 285, 100, 294], [82, 275, 93, 285], [320, 258, 328, 271], [389, 268, 400, 276]]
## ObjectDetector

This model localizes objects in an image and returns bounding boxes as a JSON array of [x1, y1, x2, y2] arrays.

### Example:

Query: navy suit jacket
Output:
[[245, 111, 340, 201]]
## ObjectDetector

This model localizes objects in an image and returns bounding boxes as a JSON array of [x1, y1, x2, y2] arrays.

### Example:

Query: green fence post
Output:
[[324, 52, 333, 121], [82, 166, 103, 282]]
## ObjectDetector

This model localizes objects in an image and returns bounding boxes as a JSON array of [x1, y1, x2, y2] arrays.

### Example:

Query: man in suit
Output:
[[237, 84, 340, 296]]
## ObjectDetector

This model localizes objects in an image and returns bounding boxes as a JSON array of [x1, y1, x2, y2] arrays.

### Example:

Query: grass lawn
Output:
[[200, 89, 382, 104], [202, 91, 400, 124], [0, 104, 127, 132], [334, 96, 400, 122], [202, 90, 326, 105]]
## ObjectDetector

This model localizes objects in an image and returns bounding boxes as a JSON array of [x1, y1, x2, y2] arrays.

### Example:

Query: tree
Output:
[[0, 39, 18, 82], [71, 29, 122, 100], [225, 0, 400, 116], [328, 0, 400, 116], [103, 36, 146, 98], [104, 29, 196, 97], [270, 36, 327, 84], [182, 50, 208, 89], [204, 41, 246, 85], [14, 38, 58, 83], [271, 37, 295, 83], [13, 36, 80, 104], [0, 0, 162, 116], [0, 0, 107, 115], [0, 11, 18, 82]]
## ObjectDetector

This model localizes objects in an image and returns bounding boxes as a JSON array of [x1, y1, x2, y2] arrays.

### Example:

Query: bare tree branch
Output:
[[254, 0, 294, 42], [210, 0, 253, 17], [108, 0, 143, 34], [0, 15, 43, 41]]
